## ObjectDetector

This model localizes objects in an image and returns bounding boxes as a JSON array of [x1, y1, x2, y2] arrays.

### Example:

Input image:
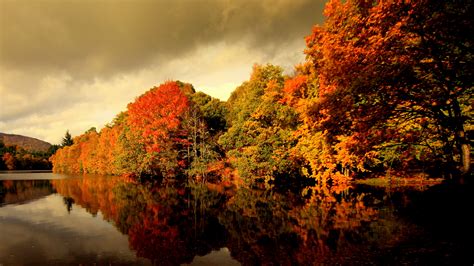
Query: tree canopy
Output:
[[50, 0, 472, 184]]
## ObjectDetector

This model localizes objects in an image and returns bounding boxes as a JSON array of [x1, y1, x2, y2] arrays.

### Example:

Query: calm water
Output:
[[0, 173, 471, 265]]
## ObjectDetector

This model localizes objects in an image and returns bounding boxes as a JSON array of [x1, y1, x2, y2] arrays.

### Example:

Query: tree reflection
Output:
[[62, 197, 75, 213], [0, 180, 54, 206], [219, 183, 378, 264], [51, 176, 380, 264], [52, 176, 228, 264]]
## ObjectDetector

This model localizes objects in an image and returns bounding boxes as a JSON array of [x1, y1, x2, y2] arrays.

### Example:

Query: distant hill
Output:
[[0, 132, 52, 152]]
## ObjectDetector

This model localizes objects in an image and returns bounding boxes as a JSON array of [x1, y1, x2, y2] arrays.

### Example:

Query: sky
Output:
[[0, 0, 326, 144]]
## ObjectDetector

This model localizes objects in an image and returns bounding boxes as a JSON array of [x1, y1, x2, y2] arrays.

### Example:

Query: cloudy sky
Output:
[[0, 0, 326, 144]]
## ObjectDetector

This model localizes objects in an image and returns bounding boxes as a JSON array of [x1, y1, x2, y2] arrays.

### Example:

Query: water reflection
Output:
[[52, 176, 230, 265], [0, 171, 69, 180], [0, 179, 54, 206], [1, 175, 470, 264], [50, 175, 382, 265], [218, 185, 379, 265], [0, 192, 147, 265]]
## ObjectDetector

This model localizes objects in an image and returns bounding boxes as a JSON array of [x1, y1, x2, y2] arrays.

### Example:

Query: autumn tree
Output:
[[0, 141, 8, 170], [52, 126, 118, 174], [95, 122, 123, 175], [114, 116, 150, 176], [77, 128, 100, 173], [125, 81, 192, 179], [297, 0, 472, 175], [2, 152, 16, 170]]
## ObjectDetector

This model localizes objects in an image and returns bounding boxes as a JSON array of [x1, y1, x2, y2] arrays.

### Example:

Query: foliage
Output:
[[272, 0, 473, 184], [297, 0, 473, 176], [0, 140, 52, 170], [219, 64, 302, 185], [50, 0, 472, 184], [51, 81, 226, 182]]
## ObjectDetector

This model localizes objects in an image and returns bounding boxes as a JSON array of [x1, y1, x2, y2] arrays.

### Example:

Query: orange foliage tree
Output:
[[282, 0, 472, 180], [2, 152, 16, 170]]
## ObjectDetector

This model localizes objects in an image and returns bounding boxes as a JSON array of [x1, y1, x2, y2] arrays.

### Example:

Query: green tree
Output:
[[47, 144, 61, 156], [184, 92, 227, 181], [61, 130, 74, 147], [191, 92, 227, 135], [219, 64, 300, 184]]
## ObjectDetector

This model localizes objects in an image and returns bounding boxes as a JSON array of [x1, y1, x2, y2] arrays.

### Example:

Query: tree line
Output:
[[50, 0, 472, 185], [0, 141, 56, 170]]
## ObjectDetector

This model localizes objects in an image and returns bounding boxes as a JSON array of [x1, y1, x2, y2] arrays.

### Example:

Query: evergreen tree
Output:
[[61, 130, 74, 147]]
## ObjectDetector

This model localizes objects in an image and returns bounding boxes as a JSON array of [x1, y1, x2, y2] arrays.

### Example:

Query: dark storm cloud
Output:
[[0, 0, 327, 143], [0, 0, 325, 78]]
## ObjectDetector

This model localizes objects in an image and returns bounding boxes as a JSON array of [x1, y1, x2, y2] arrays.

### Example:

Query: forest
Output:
[[50, 0, 472, 186], [0, 141, 55, 170]]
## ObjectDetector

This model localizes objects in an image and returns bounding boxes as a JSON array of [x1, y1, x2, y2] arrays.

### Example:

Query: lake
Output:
[[0, 172, 471, 265]]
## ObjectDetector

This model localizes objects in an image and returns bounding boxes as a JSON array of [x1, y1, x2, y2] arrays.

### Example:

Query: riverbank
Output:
[[355, 175, 444, 190]]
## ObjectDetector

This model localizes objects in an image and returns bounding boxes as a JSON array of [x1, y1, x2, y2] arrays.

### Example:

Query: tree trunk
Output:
[[461, 143, 470, 173], [451, 99, 470, 175], [459, 130, 470, 174]]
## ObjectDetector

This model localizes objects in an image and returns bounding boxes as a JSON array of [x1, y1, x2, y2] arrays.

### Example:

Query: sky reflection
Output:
[[0, 172, 71, 180], [0, 194, 148, 265]]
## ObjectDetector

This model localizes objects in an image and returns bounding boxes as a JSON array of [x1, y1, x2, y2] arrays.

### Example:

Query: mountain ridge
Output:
[[0, 132, 52, 152]]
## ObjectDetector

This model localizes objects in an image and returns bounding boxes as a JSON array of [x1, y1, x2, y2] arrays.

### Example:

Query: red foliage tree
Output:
[[127, 81, 191, 153], [126, 81, 192, 178]]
